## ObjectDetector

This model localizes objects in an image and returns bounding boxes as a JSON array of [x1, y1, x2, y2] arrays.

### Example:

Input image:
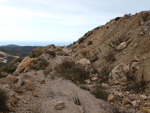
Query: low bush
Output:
[[29, 49, 43, 58], [55, 60, 89, 83], [1, 65, 17, 73], [88, 41, 93, 45], [92, 85, 109, 101], [104, 52, 116, 62], [46, 51, 56, 57], [31, 58, 49, 70], [115, 17, 121, 21], [0, 88, 9, 112], [99, 66, 111, 82]]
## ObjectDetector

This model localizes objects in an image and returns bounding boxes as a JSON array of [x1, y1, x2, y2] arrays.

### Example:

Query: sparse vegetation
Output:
[[72, 92, 81, 105], [46, 51, 56, 57], [0, 88, 9, 112], [104, 51, 116, 62], [55, 60, 89, 83], [21, 81, 25, 86], [125, 74, 147, 93], [1, 65, 17, 73], [29, 49, 43, 58], [92, 85, 109, 101], [31, 58, 49, 70], [115, 17, 121, 21], [90, 56, 98, 62], [88, 41, 93, 45], [99, 66, 111, 82], [80, 85, 90, 91], [78, 38, 85, 44]]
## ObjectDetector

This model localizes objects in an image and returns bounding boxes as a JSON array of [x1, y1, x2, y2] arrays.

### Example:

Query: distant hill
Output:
[[2, 44, 20, 47], [0, 45, 40, 57]]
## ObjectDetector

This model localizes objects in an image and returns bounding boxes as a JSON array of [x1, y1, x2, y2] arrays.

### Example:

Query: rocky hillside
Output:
[[0, 11, 150, 113]]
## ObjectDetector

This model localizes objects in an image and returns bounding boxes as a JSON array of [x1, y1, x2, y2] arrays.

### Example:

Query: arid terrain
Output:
[[0, 11, 150, 113]]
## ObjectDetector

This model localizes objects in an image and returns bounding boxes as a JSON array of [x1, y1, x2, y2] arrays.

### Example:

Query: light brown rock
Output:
[[14, 57, 36, 74], [85, 79, 91, 84], [10, 94, 20, 107], [117, 42, 127, 50], [12, 85, 23, 94], [107, 94, 115, 102], [54, 101, 65, 110], [78, 58, 91, 65], [122, 97, 131, 105]]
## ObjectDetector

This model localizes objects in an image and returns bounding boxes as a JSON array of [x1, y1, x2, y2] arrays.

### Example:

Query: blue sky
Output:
[[0, 0, 149, 46]]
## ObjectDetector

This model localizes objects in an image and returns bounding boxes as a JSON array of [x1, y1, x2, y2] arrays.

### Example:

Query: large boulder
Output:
[[14, 57, 36, 75], [109, 63, 129, 81]]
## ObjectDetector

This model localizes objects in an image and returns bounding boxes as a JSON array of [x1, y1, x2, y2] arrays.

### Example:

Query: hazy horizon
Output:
[[0, 41, 71, 46]]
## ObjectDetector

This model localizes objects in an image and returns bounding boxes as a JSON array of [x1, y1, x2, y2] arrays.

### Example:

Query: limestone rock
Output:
[[117, 42, 127, 50], [54, 101, 65, 110], [26, 82, 35, 91], [78, 58, 91, 65], [122, 97, 131, 105], [102, 83, 109, 89], [107, 94, 115, 102], [12, 85, 23, 94], [91, 77, 98, 81], [14, 57, 36, 74], [109, 63, 129, 81], [85, 79, 91, 84], [10, 94, 20, 107]]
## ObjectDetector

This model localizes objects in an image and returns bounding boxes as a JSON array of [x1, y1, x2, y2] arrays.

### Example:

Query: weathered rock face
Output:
[[14, 57, 36, 75]]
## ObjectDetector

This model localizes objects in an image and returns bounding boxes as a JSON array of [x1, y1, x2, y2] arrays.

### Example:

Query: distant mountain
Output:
[[0, 45, 40, 57]]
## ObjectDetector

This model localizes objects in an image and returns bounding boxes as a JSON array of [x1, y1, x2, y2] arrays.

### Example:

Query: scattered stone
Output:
[[117, 42, 127, 50], [12, 85, 23, 94], [131, 101, 137, 108], [78, 58, 91, 65], [91, 77, 98, 81], [26, 82, 35, 91], [102, 83, 109, 89], [85, 79, 91, 84], [54, 101, 65, 110], [32, 91, 38, 97], [107, 94, 115, 102], [140, 95, 148, 100], [41, 79, 45, 84], [10, 94, 20, 107], [121, 76, 127, 82], [122, 97, 131, 105], [117, 92, 124, 98]]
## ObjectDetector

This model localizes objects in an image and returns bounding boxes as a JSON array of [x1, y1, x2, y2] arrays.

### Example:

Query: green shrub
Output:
[[78, 38, 85, 44], [88, 41, 93, 45], [31, 58, 49, 70], [92, 85, 108, 101], [46, 51, 56, 57], [99, 66, 111, 82], [2, 65, 17, 73], [0, 88, 9, 112], [29, 49, 42, 58], [72, 92, 81, 105], [55, 60, 89, 83], [115, 17, 121, 21]]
